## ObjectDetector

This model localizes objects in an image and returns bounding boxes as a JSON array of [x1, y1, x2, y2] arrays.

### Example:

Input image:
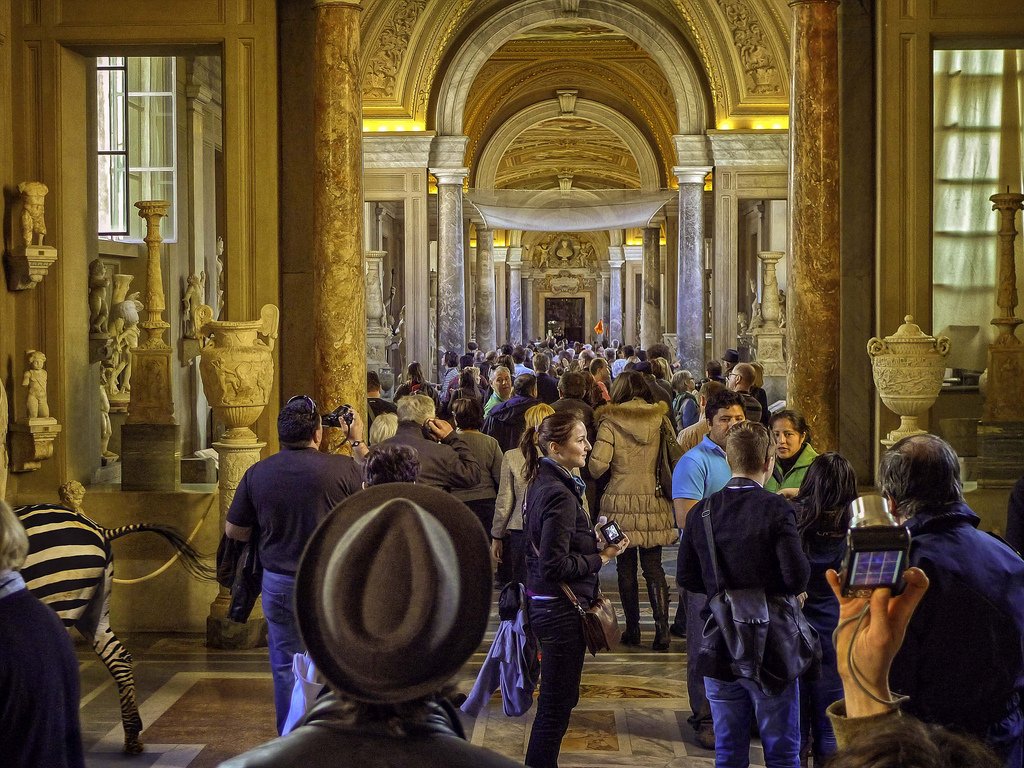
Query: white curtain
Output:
[[933, 49, 1024, 371]]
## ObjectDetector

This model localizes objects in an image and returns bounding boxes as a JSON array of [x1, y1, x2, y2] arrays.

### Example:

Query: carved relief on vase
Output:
[[198, 304, 280, 445]]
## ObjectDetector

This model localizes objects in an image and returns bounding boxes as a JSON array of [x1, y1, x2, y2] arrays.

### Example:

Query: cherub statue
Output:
[[88, 259, 111, 335], [108, 295, 143, 397], [181, 271, 207, 339], [778, 289, 787, 328], [22, 350, 49, 419], [99, 367, 117, 462], [534, 243, 550, 269], [58, 480, 86, 514], [215, 236, 225, 318], [578, 241, 595, 268], [18, 181, 49, 247]]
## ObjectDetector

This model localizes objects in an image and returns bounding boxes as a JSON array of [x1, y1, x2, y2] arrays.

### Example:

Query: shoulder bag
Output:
[[525, 487, 620, 656], [700, 499, 820, 694], [656, 416, 684, 498]]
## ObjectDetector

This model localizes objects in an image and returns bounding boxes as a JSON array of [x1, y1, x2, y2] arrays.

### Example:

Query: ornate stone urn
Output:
[[867, 315, 951, 446], [198, 304, 280, 445]]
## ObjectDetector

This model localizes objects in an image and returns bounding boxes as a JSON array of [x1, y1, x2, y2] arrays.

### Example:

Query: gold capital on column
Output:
[[313, 0, 365, 451], [787, 0, 841, 451]]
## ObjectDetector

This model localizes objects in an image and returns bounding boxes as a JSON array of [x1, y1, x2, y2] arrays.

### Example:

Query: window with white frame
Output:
[[97, 56, 177, 242]]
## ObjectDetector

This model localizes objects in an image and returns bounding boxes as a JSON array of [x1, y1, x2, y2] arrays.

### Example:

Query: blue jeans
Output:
[[705, 677, 800, 768], [526, 597, 587, 768], [262, 570, 304, 735]]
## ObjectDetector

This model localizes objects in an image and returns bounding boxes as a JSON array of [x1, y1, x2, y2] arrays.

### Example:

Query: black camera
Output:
[[598, 520, 626, 546], [321, 404, 355, 429], [839, 495, 911, 598]]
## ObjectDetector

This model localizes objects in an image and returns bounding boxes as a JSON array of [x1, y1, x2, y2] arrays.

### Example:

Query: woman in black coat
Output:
[[522, 412, 628, 768]]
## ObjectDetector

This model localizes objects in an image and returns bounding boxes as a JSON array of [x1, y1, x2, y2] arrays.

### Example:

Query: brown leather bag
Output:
[[560, 583, 620, 656]]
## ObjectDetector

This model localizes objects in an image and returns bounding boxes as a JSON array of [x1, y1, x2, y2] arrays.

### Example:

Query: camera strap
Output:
[[701, 495, 728, 593]]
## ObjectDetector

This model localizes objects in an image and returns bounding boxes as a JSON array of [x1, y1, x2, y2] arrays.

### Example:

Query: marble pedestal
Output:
[[4, 244, 58, 290], [977, 420, 1024, 489], [10, 418, 62, 471], [121, 423, 181, 491]]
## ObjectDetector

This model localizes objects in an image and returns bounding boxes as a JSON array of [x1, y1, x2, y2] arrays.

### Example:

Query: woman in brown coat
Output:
[[588, 370, 677, 650]]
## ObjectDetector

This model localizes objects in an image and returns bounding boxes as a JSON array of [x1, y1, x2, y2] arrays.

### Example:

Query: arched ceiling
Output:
[[359, 0, 792, 128], [494, 116, 641, 190]]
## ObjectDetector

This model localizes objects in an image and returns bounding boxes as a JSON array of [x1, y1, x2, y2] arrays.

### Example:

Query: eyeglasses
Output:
[[286, 394, 318, 413]]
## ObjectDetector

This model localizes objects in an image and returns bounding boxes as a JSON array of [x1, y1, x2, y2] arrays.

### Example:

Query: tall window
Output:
[[933, 49, 1024, 372], [97, 56, 177, 241]]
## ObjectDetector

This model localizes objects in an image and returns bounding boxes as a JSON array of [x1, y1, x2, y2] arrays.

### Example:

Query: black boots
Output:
[[649, 577, 671, 651], [617, 562, 641, 646]]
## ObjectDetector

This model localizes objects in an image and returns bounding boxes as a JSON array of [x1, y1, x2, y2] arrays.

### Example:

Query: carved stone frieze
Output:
[[363, 0, 430, 99], [715, 0, 782, 95]]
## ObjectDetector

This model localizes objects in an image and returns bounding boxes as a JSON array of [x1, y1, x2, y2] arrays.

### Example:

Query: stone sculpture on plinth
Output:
[[11, 349, 62, 472], [196, 302, 279, 649], [751, 251, 787, 379], [5, 181, 58, 290]]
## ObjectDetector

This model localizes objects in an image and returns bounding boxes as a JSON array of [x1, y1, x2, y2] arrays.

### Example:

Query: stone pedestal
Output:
[[4, 244, 58, 291], [476, 227, 497, 351], [10, 418, 62, 472], [313, 0, 366, 432], [640, 227, 662, 349], [675, 169, 709, 374], [752, 250, 788, 377], [365, 249, 391, 376], [788, 0, 841, 451], [121, 423, 181, 490]]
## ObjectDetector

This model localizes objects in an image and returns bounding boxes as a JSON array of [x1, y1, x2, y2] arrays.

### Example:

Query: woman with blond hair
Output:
[[589, 370, 678, 650], [491, 402, 554, 585]]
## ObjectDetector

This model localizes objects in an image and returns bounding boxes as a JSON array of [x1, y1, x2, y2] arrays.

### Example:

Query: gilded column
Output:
[[508, 248, 524, 345], [676, 168, 709, 374], [788, 0, 841, 451], [313, 0, 365, 444], [609, 257, 624, 345], [475, 227, 497, 352], [433, 168, 469, 361]]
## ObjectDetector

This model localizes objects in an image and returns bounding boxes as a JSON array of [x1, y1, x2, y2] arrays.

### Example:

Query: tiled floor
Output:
[[78, 551, 767, 767]]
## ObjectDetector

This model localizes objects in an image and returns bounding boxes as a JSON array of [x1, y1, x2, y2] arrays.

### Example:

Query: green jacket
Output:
[[765, 443, 818, 493]]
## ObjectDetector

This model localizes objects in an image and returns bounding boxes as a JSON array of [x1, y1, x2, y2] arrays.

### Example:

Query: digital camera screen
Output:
[[849, 550, 904, 587], [601, 522, 623, 543]]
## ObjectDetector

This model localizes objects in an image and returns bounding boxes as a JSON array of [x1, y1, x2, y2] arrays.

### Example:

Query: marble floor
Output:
[[78, 550, 768, 767]]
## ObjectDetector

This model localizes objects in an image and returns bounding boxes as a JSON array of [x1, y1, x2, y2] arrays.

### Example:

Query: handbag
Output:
[[699, 499, 820, 694], [559, 582, 620, 656], [656, 416, 684, 498]]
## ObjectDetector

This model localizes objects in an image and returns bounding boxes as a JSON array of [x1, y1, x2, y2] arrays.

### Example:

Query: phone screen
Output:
[[601, 522, 623, 544], [848, 550, 905, 588]]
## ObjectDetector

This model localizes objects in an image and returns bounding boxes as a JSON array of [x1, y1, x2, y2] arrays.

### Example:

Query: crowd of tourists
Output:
[[3, 336, 1023, 768]]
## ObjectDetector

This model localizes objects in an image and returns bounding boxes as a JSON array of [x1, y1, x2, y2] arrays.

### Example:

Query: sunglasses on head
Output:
[[286, 394, 318, 413]]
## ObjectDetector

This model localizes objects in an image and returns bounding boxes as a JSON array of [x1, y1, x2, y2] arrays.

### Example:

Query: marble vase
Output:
[[868, 315, 951, 447]]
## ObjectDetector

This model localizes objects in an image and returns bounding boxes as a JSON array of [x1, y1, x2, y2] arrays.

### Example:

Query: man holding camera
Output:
[[880, 435, 1024, 768], [224, 395, 366, 734]]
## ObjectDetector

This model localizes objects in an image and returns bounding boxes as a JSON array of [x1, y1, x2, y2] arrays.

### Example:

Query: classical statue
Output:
[[578, 241, 595, 268], [99, 367, 117, 463], [181, 271, 207, 339], [88, 259, 111, 335], [778, 289, 787, 328], [58, 480, 86, 514], [22, 350, 49, 419], [18, 181, 49, 247], [107, 292, 143, 399], [534, 243, 550, 269], [216, 236, 225, 318], [556, 238, 574, 265]]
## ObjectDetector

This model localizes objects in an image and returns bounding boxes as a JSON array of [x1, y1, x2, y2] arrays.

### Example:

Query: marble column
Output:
[[313, 0, 365, 446], [525, 276, 536, 341], [508, 248, 524, 344], [475, 227, 497, 352], [609, 258, 624, 345], [640, 226, 662, 350], [676, 169, 709, 374], [788, 0, 841, 451], [433, 168, 468, 362]]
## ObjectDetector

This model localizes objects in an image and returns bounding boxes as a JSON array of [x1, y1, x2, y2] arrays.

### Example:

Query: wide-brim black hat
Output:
[[295, 483, 492, 703]]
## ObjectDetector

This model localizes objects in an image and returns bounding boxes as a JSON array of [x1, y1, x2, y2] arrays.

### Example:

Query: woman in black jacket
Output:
[[523, 412, 628, 768]]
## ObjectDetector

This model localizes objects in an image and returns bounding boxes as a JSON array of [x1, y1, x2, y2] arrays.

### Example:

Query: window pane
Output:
[[128, 170, 176, 240], [96, 68, 126, 152], [98, 154, 128, 234], [128, 56, 174, 93], [97, 56, 125, 68], [127, 95, 174, 167]]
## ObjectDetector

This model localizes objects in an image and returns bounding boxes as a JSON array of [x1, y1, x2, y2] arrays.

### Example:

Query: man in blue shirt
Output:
[[671, 389, 746, 749]]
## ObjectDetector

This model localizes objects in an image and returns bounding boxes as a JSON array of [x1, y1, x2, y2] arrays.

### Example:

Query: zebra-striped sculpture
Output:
[[15, 498, 211, 754]]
